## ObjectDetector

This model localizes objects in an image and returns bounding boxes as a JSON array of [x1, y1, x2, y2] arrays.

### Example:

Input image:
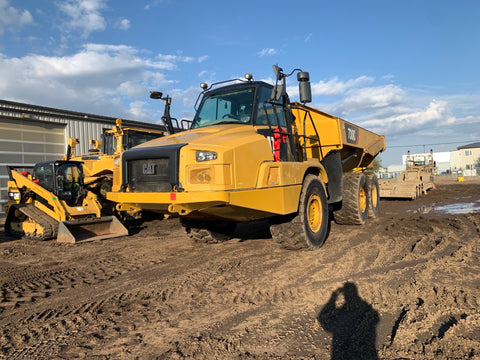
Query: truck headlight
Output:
[[196, 150, 217, 162]]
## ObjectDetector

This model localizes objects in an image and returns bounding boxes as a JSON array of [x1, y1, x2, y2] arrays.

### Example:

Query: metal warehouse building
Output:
[[0, 99, 166, 214]]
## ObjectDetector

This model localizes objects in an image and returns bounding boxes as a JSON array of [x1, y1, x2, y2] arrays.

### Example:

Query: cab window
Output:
[[255, 85, 286, 127], [192, 87, 255, 128]]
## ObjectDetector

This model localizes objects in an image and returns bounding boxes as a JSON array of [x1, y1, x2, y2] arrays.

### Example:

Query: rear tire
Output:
[[334, 172, 369, 225], [366, 173, 380, 218], [270, 174, 329, 250]]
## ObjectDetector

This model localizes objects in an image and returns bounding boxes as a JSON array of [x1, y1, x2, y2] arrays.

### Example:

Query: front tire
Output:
[[270, 174, 329, 250]]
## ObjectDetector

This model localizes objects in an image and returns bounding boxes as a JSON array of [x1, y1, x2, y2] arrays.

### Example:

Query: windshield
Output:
[[192, 87, 255, 128], [124, 130, 162, 149], [102, 133, 115, 155]]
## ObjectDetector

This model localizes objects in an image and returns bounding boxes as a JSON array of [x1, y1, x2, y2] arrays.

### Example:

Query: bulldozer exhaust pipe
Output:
[[57, 216, 128, 243]]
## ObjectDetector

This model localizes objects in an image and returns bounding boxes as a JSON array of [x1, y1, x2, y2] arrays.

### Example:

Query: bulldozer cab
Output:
[[33, 161, 86, 207]]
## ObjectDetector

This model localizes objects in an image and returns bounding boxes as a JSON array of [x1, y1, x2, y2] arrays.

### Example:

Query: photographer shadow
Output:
[[318, 282, 379, 360]]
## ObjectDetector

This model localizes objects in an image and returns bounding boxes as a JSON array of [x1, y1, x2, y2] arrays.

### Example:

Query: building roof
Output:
[[0, 98, 167, 132], [457, 142, 480, 150]]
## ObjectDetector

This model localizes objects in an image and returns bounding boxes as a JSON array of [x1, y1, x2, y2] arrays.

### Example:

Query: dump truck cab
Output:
[[108, 66, 385, 249]]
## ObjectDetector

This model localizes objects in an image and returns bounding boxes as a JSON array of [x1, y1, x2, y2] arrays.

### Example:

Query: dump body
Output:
[[290, 102, 385, 170]]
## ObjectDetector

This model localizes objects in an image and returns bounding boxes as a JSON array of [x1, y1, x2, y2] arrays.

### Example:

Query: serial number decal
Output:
[[345, 123, 359, 145]]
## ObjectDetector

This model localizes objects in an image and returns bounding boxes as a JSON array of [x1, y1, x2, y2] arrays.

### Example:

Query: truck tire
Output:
[[181, 219, 235, 244], [366, 173, 379, 218], [270, 174, 329, 250], [334, 172, 369, 225]]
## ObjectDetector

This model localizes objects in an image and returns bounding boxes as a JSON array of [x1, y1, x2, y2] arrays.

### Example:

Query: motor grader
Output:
[[107, 65, 385, 249], [5, 161, 128, 243], [379, 150, 435, 199]]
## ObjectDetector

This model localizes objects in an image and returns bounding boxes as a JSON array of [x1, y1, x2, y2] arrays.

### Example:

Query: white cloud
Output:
[[0, 44, 205, 121], [258, 48, 277, 57], [312, 76, 374, 96], [144, 0, 164, 10], [287, 75, 374, 98], [58, 0, 107, 37], [127, 100, 150, 120], [285, 73, 476, 144], [0, 0, 33, 35], [358, 100, 453, 137], [326, 84, 406, 115], [116, 18, 131, 31]]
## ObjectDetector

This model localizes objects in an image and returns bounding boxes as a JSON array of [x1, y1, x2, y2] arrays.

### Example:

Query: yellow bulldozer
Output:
[[107, 65, 385, 249], [5, 160, 128, 243]]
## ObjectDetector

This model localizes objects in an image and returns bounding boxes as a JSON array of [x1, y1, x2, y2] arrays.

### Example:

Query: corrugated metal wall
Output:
[[0, 117, 66, 214]]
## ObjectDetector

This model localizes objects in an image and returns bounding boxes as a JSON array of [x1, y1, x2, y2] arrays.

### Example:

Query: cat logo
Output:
[[142, 163, 156, 175]]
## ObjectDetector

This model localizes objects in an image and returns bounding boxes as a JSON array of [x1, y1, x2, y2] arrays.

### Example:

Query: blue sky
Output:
[[0, 0, 479, 166]]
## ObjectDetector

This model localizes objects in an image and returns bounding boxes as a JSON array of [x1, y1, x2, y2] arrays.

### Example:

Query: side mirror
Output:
[[150, 91, 163, 99], [297, 71, 311, 103]]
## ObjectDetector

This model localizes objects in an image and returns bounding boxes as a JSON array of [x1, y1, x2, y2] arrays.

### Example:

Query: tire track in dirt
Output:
[[1, 182, 480, 359], [0, 241, 315, 358], [0, 251, 166, 314]]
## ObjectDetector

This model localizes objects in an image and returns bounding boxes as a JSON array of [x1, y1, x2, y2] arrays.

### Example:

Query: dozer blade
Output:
[[57, 216, 128, 243]]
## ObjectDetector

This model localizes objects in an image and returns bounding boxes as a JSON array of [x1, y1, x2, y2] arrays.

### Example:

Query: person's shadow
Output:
[[318, 282, 379, 360]]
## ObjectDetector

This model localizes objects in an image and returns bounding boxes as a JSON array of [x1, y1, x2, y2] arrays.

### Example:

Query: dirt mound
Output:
[[1, 177, 479, 359]]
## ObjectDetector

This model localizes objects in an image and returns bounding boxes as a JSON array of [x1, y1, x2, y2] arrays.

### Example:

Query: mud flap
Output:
[[57, 216, 128, 243]]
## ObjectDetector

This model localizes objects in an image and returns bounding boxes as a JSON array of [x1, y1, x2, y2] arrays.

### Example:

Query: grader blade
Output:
[[57, 216, 128, 243]]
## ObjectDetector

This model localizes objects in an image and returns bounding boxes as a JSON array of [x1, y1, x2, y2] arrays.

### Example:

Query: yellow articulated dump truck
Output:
[[5, 161, 128, 243], [107, 66, 385, 249]]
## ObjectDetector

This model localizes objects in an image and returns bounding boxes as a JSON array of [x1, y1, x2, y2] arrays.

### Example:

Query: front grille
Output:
[[121, 143, 186, 193], [127, 158, 171, 192]]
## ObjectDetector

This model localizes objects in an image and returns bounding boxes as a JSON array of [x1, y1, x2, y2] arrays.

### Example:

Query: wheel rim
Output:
[[307, 194, 322, 232], [359, 187, 367, 212]]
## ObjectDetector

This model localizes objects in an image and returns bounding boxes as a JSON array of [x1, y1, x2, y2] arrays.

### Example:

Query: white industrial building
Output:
[[0, 99, 166, 214], [385, 143, 480, 178]]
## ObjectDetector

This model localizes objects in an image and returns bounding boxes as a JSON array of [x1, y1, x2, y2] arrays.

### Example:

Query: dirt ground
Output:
[[1, 177, 479, 360]]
